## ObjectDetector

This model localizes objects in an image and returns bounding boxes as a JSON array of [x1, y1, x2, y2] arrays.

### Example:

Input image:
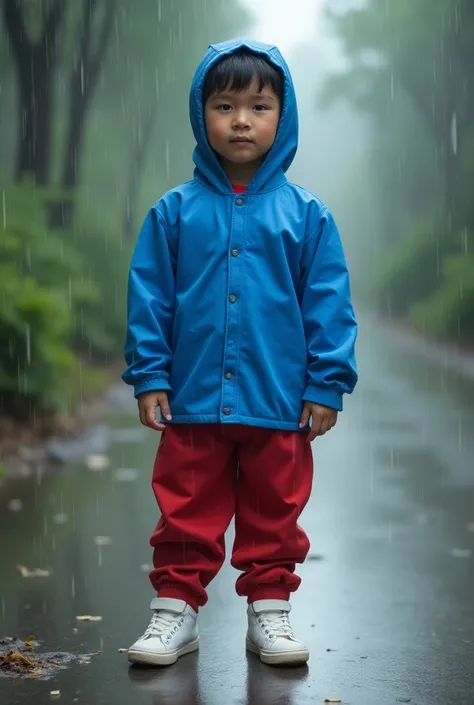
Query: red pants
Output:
[[149, 424, 313, 612]]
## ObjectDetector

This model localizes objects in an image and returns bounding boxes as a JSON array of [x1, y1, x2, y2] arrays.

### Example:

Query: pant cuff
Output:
[[247, 588, 291, 604], [158, 587, 201, 613]]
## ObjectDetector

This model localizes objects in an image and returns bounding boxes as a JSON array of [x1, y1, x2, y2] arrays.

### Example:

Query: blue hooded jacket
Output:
[[122, 38, 358, 431]]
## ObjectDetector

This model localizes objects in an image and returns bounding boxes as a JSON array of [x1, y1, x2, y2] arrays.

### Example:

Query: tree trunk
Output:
[[3, 0, 66, 185], [50, 0, 115, 229], [16, 50, 54, 185]]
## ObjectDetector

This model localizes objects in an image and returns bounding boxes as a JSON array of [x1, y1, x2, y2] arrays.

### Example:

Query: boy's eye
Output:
[[254, 104, 268, 112], [217, 104, 232, 112]]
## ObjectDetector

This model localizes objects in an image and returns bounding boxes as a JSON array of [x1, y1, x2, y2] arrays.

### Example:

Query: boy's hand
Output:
[[299, 401, 337, 442], [138, 391, 172, 431]]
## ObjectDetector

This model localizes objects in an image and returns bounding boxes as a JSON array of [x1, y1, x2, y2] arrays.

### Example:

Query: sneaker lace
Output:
[[143, 610, 182, 641], [259, 611, 294, 639]]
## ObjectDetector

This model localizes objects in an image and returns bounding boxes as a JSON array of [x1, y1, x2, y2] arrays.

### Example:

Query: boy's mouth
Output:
[[230, 136, 253, 143]]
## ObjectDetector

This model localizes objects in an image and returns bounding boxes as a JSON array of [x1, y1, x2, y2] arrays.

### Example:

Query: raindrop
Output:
[[25, 323, 31, 365], [450, 112, 457, 155], [165, 139, 170, 180], [462, 228, 469, 254]]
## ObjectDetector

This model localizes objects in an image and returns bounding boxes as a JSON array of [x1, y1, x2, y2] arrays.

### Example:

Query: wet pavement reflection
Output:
[[1, 317, 473, 704]]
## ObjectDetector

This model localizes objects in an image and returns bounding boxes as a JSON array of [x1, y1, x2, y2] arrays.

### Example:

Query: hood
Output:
[[189, 38, 298, 194]]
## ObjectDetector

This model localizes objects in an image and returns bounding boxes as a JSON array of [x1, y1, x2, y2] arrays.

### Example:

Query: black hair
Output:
[[202, 50, 284, 105]]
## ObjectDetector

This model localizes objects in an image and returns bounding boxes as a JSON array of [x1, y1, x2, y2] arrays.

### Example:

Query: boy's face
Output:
[[204, 75, 281, 178]]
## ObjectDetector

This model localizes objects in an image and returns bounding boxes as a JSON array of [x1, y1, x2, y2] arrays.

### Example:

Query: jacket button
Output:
[[225, 372, 232, 380], [231, 249, 239, 257], [229, 294, 237, 303], [235, 198, 244, 206], [223, 407, 231, 415]]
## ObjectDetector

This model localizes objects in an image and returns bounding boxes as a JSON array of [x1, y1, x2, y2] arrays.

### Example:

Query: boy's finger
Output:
[[138, 404, 149, 428], [145, 404, 165, 431], [299, 406, 310, 428], [158, 396, 172, 421], [308, 415, 322, 442], [319, 418, 331, 436]]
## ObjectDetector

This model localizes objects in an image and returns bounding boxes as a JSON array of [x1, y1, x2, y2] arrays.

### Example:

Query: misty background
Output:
[[1, 3, 474, 702], [0, 0, 473, 437]]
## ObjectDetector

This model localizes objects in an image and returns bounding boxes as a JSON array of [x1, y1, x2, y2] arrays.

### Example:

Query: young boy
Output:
[[122, 38, 357, 667]]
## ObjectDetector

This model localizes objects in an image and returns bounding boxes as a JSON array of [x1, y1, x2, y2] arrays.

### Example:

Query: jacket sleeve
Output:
[[300, 208, 358, 411], [122, 206, 176, 398]]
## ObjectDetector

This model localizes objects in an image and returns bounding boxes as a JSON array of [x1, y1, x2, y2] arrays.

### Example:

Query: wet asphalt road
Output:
[[1, 315, 474, 705]]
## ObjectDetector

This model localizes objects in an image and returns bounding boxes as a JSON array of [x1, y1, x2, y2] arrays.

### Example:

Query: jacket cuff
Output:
[[303, 385, 343, 411], [133, 376, 172, 398]]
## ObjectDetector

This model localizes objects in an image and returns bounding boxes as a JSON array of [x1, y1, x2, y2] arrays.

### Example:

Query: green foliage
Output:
[[0, 180, 131, 416], [370, 217, 443, 316], [410, 254, 474, 339], [324, 0, 474, 341], [0, 184, 75, 414]]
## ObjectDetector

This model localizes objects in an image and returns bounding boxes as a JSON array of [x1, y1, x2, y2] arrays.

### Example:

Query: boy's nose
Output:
[[232, 110, 251, 128]]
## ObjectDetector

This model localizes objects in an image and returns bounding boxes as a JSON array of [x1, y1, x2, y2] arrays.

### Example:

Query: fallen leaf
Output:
[[94, 536, 112, 546], [52, 513, 69, 525], [75, 615, 102, 622], [450, 548, 472, 559], [50, 691, 60, 697], [85, 454, 110, 471], [16, 565, 51, 578], [110, 428, 145, 444], [113, 468, 139, 482], [72, 629, 79, 633], [325, 700, 342, 703], [24, 636, 37, 651]]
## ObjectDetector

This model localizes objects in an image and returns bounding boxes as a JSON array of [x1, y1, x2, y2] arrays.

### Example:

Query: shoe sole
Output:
[[128, 636, 199, 666], [246, 637, 309, 666]]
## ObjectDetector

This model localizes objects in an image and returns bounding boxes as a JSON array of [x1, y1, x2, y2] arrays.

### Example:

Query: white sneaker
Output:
[[128, 597, 199, 666], [246, 600, 309, 666]]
